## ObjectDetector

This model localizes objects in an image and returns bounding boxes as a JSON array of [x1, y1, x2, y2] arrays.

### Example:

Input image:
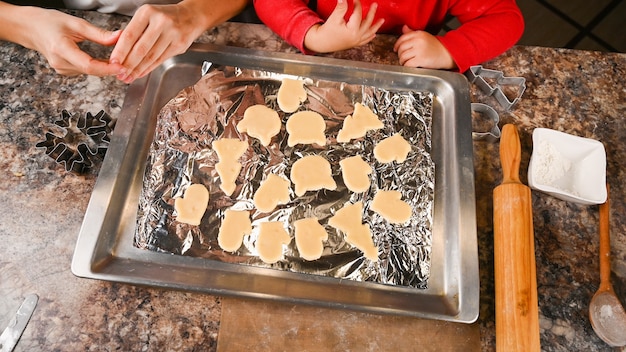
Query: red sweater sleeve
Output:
[[438, 0, 524, 72], [253, 0, 324, 53]]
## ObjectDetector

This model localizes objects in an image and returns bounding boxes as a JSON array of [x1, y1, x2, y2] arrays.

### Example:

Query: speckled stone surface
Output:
[[1, 10, 625, 352]]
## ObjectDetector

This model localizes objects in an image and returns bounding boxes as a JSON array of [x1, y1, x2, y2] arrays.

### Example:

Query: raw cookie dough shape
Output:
[[328, 201, 378, 261], [213, 138, 248, 196], [286, 110, 327, 147], [213, 138, 248, 161], [237, 104, 282, 146], [370, 190, 412, 224], [218, 209, 253, 252], [277, 78, 308, 113], [215, 161, 242, 196], [256, 221, 292, 264], [290, 155, 337, 196], [339, 155, 372, 193], [346, 224, 378, 261], [336, 103, 384, 143], [294, 217, 328, 261], [253, 173, 291, 213], [374, 133, 412, 163], [328, 201, 363, 233], [174, 183, 210, 226]]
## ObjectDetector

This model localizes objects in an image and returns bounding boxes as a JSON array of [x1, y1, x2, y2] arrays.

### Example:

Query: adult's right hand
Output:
[[2, 5, 124, 76]]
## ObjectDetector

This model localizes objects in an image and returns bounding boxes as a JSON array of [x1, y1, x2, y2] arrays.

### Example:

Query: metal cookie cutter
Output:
[[36, 110, 116, 174], [465, 65, 526, 111], [471, 103, 501, 142]]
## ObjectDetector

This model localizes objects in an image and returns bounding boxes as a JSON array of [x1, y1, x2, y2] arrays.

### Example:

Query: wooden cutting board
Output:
[[217, 297, 480, 351]]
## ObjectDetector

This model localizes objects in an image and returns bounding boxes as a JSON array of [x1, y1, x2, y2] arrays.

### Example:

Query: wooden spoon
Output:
[[589, 184, 626, 347]]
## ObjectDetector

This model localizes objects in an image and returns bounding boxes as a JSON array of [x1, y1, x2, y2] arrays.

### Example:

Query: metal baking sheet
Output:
[[71, 43, 478, 323]]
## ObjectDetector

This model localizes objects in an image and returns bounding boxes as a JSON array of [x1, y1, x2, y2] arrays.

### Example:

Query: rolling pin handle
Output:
[[500, 124, 522, 184]]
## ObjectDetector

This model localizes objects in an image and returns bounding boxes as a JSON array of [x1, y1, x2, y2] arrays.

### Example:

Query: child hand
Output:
[[304, 0, 384, 53], [393, 25, 456, 70]]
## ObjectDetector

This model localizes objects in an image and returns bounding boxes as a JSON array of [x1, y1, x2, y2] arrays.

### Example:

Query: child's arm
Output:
[[254, 0, 383, 54], [395, 0, 524, 72], [303, 0, 384, 53], [254, 0, 322, 53], [394, 25, 456, 70]]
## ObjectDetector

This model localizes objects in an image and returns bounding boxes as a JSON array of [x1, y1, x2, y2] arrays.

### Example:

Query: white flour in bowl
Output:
[[533, 139, 572, 185]]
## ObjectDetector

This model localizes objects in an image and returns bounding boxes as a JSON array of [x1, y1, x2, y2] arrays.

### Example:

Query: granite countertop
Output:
[[1, 10, 625, 352]]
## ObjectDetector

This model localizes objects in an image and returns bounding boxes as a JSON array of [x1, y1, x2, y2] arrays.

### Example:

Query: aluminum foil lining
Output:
[[134, 62, 435, 289]]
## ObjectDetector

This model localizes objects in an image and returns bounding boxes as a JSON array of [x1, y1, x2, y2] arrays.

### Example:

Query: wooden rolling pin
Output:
[[493, 124, 540, 351]]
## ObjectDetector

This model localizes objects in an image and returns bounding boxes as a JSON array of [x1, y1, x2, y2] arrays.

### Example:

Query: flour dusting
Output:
[[600, 304, 614, 319], [534, 140, 571, 185]]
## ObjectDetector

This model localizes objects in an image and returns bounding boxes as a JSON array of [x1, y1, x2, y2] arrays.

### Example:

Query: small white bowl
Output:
[[528, 128, 606, 205]]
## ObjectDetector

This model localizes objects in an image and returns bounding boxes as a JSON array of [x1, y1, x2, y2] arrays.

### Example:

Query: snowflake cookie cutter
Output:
[[36, 110, 116, 174], [465, 65, 526, 111]]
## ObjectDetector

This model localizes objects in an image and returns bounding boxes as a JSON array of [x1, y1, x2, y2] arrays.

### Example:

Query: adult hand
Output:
[[15, 7, 124, 76], [304, 0, 384, 53], [393, 25, 456, 70], [110, 3, 206, 83]]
